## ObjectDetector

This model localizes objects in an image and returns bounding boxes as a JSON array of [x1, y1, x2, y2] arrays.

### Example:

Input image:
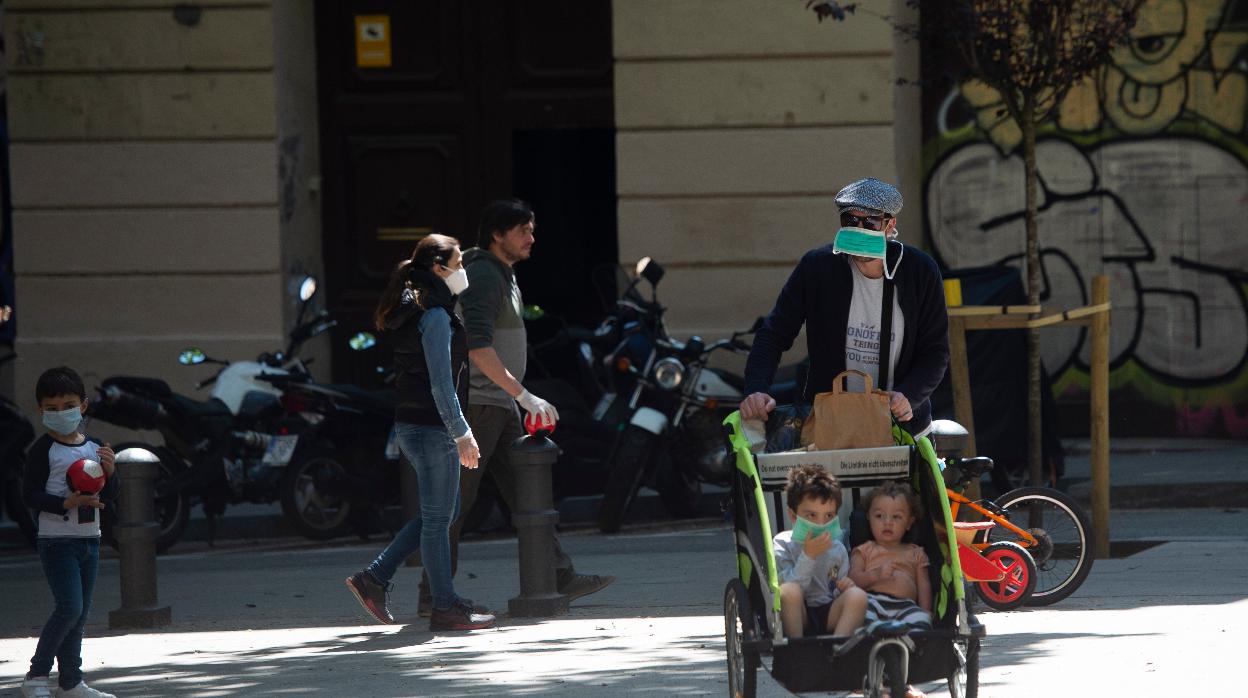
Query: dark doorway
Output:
[[315, 1, 616, 387]]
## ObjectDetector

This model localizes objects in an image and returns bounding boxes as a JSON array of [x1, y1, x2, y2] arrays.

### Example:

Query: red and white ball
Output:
[[67, 458, 106, 494], [524, 412, 556, 436]]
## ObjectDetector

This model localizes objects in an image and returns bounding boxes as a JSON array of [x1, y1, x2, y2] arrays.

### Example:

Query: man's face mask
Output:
[[791, 515, 843, 543], [833, 226, 887, 259]]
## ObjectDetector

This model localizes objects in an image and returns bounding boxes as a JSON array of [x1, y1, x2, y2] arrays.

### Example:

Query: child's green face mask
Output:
[[791, 516, 842, 543]]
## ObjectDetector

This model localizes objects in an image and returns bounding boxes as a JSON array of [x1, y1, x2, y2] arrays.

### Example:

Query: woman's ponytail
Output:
[[374, 259, 414, 331]]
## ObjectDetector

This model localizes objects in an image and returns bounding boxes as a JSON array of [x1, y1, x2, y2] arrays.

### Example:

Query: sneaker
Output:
[[21, 676, 51, 698], [429, 598, 496, 631], [418, 594, 490, 618], [345, 571, 395, 625], [558, 573, 616, 602], [57, 682, 116, 698]]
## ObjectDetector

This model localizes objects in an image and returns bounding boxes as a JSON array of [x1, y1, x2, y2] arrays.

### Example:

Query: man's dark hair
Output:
[[785, 463, 842, 512], [36, 366, 86, 402], [477, 198, 534, 249]]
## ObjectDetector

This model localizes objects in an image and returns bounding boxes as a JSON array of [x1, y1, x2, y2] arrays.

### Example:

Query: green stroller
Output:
[[722, 412, 985, 697]]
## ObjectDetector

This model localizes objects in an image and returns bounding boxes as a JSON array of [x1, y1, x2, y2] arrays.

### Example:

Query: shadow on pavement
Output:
[[30, 625, 727, 697]]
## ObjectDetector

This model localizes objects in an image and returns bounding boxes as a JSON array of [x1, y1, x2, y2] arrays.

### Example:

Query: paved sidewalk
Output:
[[1063, 437, 1248, 508], [2, 509, 1247, 697], [0, 525, 737, 697]]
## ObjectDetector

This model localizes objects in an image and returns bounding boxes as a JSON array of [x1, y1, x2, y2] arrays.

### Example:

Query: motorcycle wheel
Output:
[[599, 426, 655, 533], [101, 443, 191, 555], [4, 472, 37, 545], [280, 450, 353, 541]]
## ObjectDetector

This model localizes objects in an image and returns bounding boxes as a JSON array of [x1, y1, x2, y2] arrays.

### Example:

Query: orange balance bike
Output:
[[942, 457, 1094, 609]]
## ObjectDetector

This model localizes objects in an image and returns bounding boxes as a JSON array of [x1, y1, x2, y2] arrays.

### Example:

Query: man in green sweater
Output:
[[421, 199, 615, 613]]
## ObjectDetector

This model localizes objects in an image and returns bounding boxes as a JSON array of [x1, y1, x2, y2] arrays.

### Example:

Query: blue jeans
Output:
[[367, 422, 462, 610], [30, 537, 100, 690]]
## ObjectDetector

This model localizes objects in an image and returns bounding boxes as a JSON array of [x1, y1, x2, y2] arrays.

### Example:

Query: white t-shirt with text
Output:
[[844, 262, 904, 393]]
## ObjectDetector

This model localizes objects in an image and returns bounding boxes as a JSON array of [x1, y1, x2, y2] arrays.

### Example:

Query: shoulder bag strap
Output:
[[878, 277, 895, 391]]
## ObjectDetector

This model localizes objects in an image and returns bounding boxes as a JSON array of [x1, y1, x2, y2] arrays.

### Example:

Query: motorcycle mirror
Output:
[[348, 331, 377, 351], [178, 348, 207, 366], [298, 276, 318, 302], [522, 304, 546, 321], [636, 257, 665, 286], [683, 335, 705, 359]]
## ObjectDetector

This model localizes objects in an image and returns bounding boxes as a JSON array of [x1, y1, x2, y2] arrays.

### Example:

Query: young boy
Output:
[[21, 367, 117, 698], [773, 464, 868, 637], [850, 480, 933, 631]]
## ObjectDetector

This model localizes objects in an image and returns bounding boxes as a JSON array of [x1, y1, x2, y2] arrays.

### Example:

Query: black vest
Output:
[[388, 274, 469, 427]]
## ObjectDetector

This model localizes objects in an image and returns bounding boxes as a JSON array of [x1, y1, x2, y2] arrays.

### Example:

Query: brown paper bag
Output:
[[802, 370, 894, 450]]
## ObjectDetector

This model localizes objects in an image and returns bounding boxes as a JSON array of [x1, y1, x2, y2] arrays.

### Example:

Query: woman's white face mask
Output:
[[443, 267, 469, 295]]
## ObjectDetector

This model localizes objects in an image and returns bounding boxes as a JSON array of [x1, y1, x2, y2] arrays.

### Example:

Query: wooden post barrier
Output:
[[944, 276, 1112, 559], [943, 280, 981, 502], [1090, 276, 1111, 559]]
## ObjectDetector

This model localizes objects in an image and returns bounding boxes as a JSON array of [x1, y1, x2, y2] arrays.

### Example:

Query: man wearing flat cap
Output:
[[739, 178, 949, 436]]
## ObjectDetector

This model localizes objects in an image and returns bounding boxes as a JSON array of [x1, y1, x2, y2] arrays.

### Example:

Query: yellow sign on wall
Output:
[[355, 15, 392, 68]]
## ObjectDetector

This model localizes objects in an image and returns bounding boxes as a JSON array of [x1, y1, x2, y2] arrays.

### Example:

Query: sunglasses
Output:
[[840, 212, 890, 231]]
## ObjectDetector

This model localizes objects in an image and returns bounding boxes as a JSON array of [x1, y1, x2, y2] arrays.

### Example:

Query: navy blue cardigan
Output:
[[743, 242, 950, 433]]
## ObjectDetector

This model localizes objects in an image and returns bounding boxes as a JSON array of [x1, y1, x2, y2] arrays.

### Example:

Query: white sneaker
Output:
[[57, 682, 116, 698], [20, 676, 52, 698]]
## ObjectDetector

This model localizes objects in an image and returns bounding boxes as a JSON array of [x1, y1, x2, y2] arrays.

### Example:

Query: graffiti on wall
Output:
[[923, 0, 1248, 437]]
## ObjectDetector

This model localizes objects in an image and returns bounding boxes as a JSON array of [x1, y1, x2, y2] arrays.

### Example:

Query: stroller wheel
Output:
[[948, 636, 980, 698], [724, 579, 759, 698], [864, 643, 908, 698], [974, 541, 1037, 611]]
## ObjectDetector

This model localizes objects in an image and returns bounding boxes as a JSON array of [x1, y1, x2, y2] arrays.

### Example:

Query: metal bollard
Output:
[[108, 447, 172, 629], [507, 432, 569, 617]]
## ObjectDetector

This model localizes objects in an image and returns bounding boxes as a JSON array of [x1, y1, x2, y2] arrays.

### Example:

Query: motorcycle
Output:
[[521, 300, 638, 502], [88, 276, 332, 552], [252, 338, 401, 542], [597, 257, 758, 533]]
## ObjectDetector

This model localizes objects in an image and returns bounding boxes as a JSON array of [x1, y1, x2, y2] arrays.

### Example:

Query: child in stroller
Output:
[[773, 464, 868, 638], [851, 481, 933, 631]]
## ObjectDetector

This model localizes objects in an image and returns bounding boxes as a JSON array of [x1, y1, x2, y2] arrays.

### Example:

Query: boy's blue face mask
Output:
[[832, 226, 888, 259], [791, 515, 843, 543], [42, 406, 83, 435]]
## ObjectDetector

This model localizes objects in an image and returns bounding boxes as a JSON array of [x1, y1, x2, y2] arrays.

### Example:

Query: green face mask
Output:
[[791, 515, 843, 544], [833, 226, 887, 259]]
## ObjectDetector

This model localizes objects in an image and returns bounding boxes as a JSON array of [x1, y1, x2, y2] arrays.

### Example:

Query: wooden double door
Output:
[[316, 1, 617, 386]]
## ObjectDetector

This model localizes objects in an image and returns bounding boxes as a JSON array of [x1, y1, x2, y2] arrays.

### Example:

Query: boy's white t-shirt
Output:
[[844, 262, 904, 392], [38, 439, 104, 538]]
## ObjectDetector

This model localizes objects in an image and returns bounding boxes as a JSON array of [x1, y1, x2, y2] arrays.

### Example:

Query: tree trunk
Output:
[[1022, 92, 1044, 488]]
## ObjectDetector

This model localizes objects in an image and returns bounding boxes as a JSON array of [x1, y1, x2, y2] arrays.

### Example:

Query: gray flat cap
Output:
[[835, 177, 903, 217]]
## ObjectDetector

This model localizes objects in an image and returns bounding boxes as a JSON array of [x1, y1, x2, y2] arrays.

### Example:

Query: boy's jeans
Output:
[[366, 422, 461, 610], [30, 536, 100, 690]]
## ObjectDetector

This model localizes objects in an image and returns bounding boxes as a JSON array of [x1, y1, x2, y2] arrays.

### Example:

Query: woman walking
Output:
[[345, 234, 496, 631]]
